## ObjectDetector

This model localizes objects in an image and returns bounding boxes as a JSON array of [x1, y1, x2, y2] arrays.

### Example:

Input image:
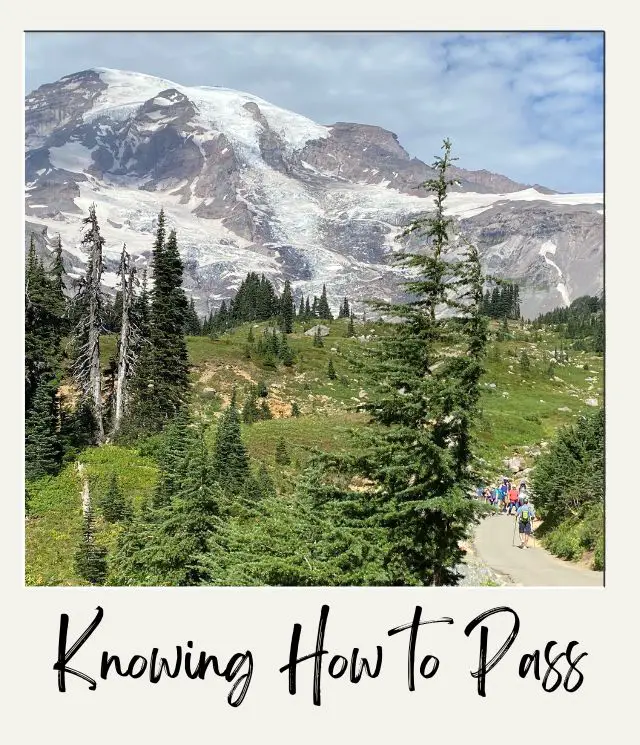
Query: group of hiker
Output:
[[476, 477, 536, 548]]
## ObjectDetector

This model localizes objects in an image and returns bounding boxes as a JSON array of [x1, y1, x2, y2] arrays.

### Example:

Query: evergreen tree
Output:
[[112, 431, 224, 586], [338, 297, 350, 319], [213, 392, 250, 489], [279, 333, 295, 366], [134, 268, 151, 339], [308, 139, 487, 586], [50, 234, 68, 322], [25, 378, 61, 480], [327, 357, 337, 380], [247, 326, 255, 344], [347, 313, 355, 338], [259, 399, 273, 420], [98, 472, 131, 523], [291, 401, 301, 417], [275, 437, 291, 465], [313, 327, 324, 348], [311, 296, 319, 318], [280, 279, 295, 333], [298, 296, 305, 318], [242, 388, 261, 424], [131, 214, 189, 432], [184, 297, 202, 335], [152, 408, 197, 508], [519, 350, 531, 375], [317, 284, 333, 320], [305, 297, 311, 318], [255, 462, 277, 499], [25, 235, 63, 410], [74, 505, 108, 585], [150, 431, 223, 585]]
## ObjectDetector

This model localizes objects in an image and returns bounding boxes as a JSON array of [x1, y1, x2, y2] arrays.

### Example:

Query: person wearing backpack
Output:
[[516, 496, 535, 548]]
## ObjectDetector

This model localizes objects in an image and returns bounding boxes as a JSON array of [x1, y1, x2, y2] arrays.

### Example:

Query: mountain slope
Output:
[[25, 68, 603, 316]]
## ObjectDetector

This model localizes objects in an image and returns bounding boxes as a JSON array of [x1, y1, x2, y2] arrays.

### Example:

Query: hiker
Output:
[[499, 479, 509, 513], [495, 484, 505, 513], [507, 484, 519, 515], [518, 482, 528, 506], [516, 496, 535, 548]]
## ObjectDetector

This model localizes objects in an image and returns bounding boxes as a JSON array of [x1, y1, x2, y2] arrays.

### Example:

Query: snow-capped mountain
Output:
[[25, 68, 603, 317]]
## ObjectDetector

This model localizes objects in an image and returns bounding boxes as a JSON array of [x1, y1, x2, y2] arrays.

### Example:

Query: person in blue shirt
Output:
[[516, 495, 535, 548]]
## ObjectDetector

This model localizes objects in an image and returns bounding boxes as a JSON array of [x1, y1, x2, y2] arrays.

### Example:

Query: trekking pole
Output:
[[512, 518, 518, 547]]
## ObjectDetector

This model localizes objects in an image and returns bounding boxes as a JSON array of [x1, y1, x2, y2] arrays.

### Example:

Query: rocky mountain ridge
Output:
[[25, 68, 603, 317]]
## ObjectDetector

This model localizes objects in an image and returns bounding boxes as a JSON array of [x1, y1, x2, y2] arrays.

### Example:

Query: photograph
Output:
[[24, 30, 604, 588]]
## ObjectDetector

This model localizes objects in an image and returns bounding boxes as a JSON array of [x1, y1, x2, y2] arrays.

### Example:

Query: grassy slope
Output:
[[26, 317, 602, 585]]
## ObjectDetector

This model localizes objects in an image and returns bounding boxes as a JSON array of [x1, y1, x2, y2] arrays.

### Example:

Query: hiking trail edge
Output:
[[472, 514, 603, 587]]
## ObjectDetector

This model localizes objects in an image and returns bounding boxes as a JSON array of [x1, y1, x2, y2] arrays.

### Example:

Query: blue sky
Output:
[[25, 31, 604, 193]]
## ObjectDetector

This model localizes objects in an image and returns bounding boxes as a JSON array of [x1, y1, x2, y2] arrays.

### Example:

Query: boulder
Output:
[[585, 398, 598, 407], [304, 324, 330, 337], [504, 456, 523, 473]]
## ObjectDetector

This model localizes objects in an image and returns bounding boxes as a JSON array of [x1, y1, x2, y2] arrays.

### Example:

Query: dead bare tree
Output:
[[111, 244, 140, 438], [71, 204, 105, 443]]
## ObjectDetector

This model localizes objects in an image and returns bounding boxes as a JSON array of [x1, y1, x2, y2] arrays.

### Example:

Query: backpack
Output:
[[519, 507, 530, 524]]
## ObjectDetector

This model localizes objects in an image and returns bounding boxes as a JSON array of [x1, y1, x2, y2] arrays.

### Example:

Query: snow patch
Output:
[[539, 241, 570, 307], [48, 142, 95, 173], [89, 68, 330, 157]]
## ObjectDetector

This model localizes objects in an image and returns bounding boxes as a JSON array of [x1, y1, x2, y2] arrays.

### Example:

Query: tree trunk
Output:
[[112, 252, 134, 437], [89, 232, 104, 443]]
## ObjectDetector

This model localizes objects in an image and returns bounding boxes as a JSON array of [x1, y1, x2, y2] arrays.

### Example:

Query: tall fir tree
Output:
[[111, 429, 223, 586], [347, 312, 355, 338], [242, 388, 261, 424], [130, 213, 189, 432], [280, 279, 295, 333], [306, 139, 488, 586], [25, 234, 64, 410], [98, 472, 131, 523], [50, 234, 68, 322], [74, 505, 108, 585], [184, 297, 202, 335], [25, 378, 61, 480], [213, 392, 250, 491], [317, 284, 333, 320], [152, 408, 197, 508], [327, 357, 337, 380]]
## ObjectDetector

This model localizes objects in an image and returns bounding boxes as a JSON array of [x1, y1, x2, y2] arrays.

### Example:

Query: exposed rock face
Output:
[[24, 68, 603, 317]]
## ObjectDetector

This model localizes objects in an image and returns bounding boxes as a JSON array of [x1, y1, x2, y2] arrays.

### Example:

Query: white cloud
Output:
[[25, 31, 603, 192]]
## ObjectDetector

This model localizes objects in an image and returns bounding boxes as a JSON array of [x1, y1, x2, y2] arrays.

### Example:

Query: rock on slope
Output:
[[25, 68, 603, 316]]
